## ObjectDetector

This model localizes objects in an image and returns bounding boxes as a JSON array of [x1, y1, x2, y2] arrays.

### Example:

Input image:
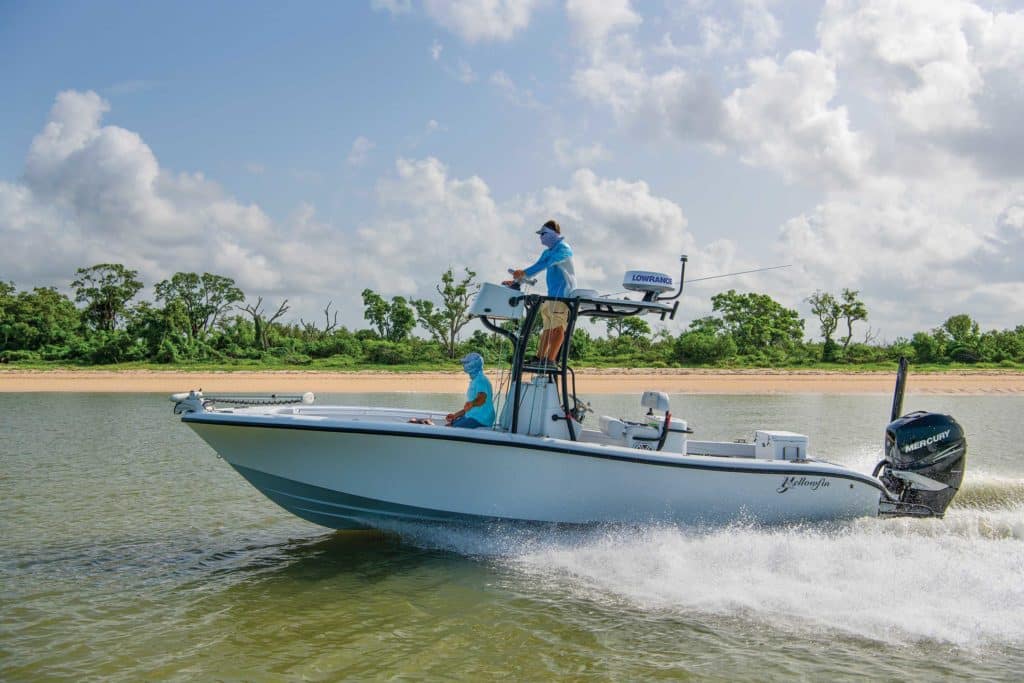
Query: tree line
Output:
[[1, 263, 1022, 368]]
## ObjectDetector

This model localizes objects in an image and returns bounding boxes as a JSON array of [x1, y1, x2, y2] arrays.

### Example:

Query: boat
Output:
[[172, 256, 968, 530]]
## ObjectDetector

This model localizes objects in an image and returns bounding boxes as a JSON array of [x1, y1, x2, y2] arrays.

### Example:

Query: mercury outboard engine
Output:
[[874, 358, 967, 517], [878, 411, 967, 516]]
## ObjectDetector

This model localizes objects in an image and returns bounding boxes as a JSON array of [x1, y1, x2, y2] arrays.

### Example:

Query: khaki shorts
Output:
[[540, 301, 569, 330]]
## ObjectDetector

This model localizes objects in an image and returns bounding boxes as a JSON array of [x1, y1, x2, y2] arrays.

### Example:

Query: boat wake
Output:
[[379, 489, 1024, 651], [951, 473, 1024, 509]]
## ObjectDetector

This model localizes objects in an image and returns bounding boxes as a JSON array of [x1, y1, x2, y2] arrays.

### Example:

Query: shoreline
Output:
[[2, 369, 1022, 395]]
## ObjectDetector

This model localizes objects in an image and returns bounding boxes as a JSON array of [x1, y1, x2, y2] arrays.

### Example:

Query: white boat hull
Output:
[[184, 410, 885, 529]]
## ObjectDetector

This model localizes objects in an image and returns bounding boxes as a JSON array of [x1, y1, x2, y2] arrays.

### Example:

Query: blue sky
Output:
[[2, 1, 1022, 338]]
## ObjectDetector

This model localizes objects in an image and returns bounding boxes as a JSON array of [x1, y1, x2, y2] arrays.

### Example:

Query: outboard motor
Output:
[[877, 411, 967, 517], [874, 358, 967, 517]]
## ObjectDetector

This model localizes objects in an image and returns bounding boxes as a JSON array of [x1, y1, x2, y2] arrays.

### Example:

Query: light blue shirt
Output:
[[464, 373, 495, 426], [524, 240, 576, 298]]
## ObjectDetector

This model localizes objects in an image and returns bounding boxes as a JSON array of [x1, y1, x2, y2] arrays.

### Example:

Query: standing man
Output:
[[511, 219, 576, 364]]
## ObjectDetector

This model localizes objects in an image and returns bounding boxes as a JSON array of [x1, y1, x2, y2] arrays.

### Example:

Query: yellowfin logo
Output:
[[777, 476, 830, 494]]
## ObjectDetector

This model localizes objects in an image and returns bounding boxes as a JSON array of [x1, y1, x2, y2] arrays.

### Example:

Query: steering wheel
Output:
[[570, 395, 594, 422]]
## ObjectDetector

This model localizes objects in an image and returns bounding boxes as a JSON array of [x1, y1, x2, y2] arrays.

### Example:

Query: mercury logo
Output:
[[902, 429, 951, 453]]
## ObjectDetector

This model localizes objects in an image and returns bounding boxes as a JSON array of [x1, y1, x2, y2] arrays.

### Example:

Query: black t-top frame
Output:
[[477, 256, 687, 440]]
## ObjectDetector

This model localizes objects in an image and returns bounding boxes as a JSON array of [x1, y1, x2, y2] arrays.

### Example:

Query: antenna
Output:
[[656, 255, 689, 302]]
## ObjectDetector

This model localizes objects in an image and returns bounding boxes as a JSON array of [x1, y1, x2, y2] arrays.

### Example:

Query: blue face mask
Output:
[[540, 229, 561, 248], [461, 353, 483, 377]]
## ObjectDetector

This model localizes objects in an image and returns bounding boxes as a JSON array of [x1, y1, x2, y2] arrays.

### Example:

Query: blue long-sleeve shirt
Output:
[[464, 373, 495, 426], [524, 240, 576, 298]]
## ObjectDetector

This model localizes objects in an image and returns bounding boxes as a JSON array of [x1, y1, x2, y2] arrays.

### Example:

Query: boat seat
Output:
[[599, 415, 661, 443], [599, 415, 626, 439], [626, 423, 661, 441]]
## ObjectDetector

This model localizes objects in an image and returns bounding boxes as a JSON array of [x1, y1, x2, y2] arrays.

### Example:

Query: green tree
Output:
[[0, 281, 16, 349], [979, 326, 1024, 363], [240, 297, 290, 350], [687, 315, 726, 336], [606, 316, 652, 341], [675, 329, 738, 364], [128, 300, 190, 361], [154, 272, 244, 340], [299, 302, 340, 341], [708, 289, 804, 355], [361, 289, 389, 338], [942, 313, 981, 362], [568, 328, 592, 360], [910, 330, 946, 363], [361, 289, 415, 342], [412, 267, 480, 358], [806, 290, 840, 360], [838, 289, 868, 351], [387, 297, 416, 343], [1, 286, 81, 352], [71, 263, 143, 331]]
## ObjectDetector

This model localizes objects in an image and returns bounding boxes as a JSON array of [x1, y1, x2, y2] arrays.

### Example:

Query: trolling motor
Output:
[[171, 390, 315, 414], [875, 358, 967, 517]]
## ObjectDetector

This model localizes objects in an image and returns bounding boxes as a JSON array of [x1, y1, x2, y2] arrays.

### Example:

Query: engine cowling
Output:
[[879, 411, 967, 516]]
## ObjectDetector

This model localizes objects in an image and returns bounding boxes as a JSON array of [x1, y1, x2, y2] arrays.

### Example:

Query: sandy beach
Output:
[[2, 369, 1022, 395]]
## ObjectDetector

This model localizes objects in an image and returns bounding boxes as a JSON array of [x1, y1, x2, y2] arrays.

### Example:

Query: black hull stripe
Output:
[[184, 415, 887, 493]]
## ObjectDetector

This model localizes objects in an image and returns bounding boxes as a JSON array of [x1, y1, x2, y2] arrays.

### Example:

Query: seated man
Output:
[[447, 352, 495, 428]]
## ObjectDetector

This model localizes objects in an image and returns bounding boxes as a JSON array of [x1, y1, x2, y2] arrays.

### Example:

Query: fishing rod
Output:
[[684, 263, 792, 284]]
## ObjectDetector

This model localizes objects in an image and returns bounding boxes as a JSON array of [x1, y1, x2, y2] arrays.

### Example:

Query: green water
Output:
[[3, 393, 1023, 680]]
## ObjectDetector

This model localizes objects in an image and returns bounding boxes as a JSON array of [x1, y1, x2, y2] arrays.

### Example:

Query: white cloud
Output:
[[244, 162, 265, 175], [570, 10, 864, 187], [698, 16, 735, 56], [423, 0, 538, 43], [2, 91, 279, 293], [778, 170, 1024, 336], [523, 168, 699, 288], [553, 138, 609, 167], [6, 80, 1021, 337], [347, 136, 376, 166], [489, 70, 542, 108], [651, 32, 690, 59], [820, 0, 1024, 126], [821, 0, 979, 132], [722, 51, 869, 186], [739, 0, 781, 53], [566, 0, 641, 54], [489, 70, 514, 90], [574, 62, 724, 143], [367, 157, 520, 293], [819, 0, 1024, 176], [367, 159, 720, 307], [562, 1, 1024, 333], [430, 39, 443, 60], [654, 0, 780, 59]]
